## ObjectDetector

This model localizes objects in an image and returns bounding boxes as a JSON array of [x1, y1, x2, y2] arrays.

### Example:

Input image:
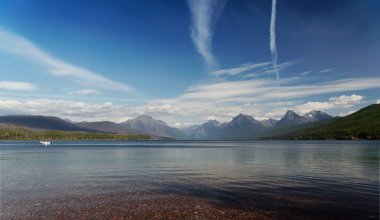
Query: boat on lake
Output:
[[40, 141, 52, 146]]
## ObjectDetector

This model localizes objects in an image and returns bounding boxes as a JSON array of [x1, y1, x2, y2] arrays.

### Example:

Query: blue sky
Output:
[[0, 0, 379, 126]]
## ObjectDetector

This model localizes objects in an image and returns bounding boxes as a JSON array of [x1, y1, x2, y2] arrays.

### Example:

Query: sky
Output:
[[0, 0, 379, 127]]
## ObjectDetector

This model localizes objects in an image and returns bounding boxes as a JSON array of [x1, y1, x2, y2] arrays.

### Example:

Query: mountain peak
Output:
[[303, 110, 333, 122], [229, 113, 261, 127], [122, 114, 167, 127], [276, 110, 306, 126], [285, 110, 297, 115], [282, 110, 300, 120], [120, 114, 182, 138], [135, 114, 154, 120], [202, 119, 221, 128], [233, 113, 253, 120], [304, 110, 320, 117]]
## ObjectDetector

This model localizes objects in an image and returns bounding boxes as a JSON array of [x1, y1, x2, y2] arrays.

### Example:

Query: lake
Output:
[[1, 141, 379, 219]]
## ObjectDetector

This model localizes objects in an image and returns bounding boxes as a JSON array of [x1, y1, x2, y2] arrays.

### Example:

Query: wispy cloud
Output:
[[212, 62, 272, 76], [0, 81, 36, 91], [270, 0, 279, 86], [176, 77, 379, 104], [258, 78, 380, 101], [318, 69, 333, 73], [0, 28, 133, 92], [244, 61, 295, 78], [187, 0, 226, 71], [298, 71, 312, 76], [68, 89, 100, 96]]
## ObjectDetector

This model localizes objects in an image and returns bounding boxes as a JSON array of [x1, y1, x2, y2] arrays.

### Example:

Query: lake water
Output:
[[1, 141, 379, 219]]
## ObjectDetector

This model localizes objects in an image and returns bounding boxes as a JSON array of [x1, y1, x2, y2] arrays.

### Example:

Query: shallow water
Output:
[[1, 141, 379, 219]]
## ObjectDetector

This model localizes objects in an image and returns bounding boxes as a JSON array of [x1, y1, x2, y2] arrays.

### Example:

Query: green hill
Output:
[[266, 104, 380, 140], [0, 124, 152, 140]]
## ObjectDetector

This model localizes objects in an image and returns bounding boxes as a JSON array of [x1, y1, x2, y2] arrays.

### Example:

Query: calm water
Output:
[[1, 141, 379, 219]]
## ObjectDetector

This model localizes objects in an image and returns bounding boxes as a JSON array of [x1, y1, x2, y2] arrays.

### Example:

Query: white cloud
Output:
[[187, 0, 225, 71], [0, 28, 133, 92], [68, 89, 100, 96], [328, 95, 364, 107], [292, 95, 364, 114], [0, 81, 36, 91], [376, 99, 380, 104]]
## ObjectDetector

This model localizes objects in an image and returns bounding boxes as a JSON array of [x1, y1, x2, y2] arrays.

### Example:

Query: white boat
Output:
[[40, 141, 52, 146]]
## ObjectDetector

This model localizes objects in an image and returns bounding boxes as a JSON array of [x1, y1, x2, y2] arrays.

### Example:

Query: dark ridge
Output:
[[0, 115, 97, 132]]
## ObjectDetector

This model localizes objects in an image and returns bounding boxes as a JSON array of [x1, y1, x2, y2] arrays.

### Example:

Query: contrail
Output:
[[270, 0, 280, 86], [187, 0, 226, 72]]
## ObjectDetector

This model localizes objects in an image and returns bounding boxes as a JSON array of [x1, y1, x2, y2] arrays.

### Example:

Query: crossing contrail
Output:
[[270, 0, 280, 86]]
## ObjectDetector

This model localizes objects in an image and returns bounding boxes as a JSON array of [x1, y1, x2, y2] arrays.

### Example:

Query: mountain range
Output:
[[266, 104, 380, 140], [0, 108, 342, 140], [182, 110, 334, 140]]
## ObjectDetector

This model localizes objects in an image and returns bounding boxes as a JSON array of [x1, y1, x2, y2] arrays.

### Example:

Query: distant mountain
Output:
[[276, 110, 332, 127], [276, 110, 308, 126], [260, 118, 279, 127], [227, 113, 262, 128], [120, 115, 183, 138], [76, 121, 138, 134], [184, 114, 265, 140], [266, 104, 380, 140], [302, 110, 333, 122], [218, 114, 265, 140], [0, 115, 97, 132], [182, 110, 334, 140], [184, 119, 222, 139], [203, 119, 222, 128]]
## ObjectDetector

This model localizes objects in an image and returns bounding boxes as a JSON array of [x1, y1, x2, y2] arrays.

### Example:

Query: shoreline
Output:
[[1, 190, 270, 220], [2, 189, 377, 220]]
